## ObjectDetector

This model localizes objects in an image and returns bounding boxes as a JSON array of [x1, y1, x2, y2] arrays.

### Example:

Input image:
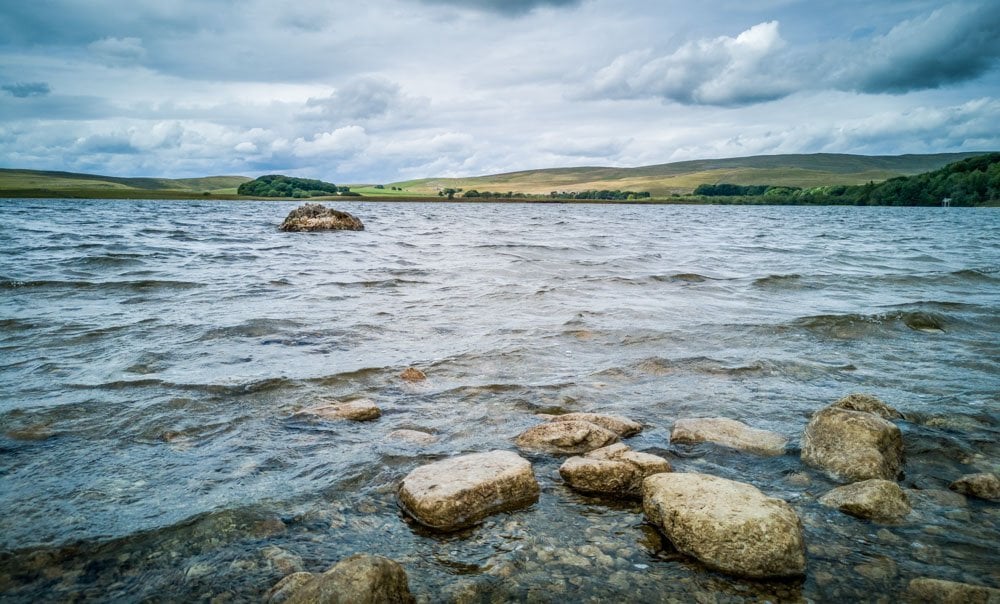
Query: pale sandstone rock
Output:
[[801, 406, 903, 483], [949, 473, 1000, 502], [295, 399, 381, 422], [819, 479, 911, 522], [670, 417, 788, 456], [514, 420, 619, 455], [830, 393, 903, 420], [548, 413, 642, 437], [279, 554, 413, 604], [642, 472, 806, 578], [398, 450, 539, 531], [905, 577, 1000, 603], [559, 443, 671, 496]]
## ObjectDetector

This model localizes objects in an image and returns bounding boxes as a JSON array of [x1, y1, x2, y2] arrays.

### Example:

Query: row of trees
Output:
[[694, 154, 1000, 206], [237, 175, 357, 198], [462, 189, 651, 200]]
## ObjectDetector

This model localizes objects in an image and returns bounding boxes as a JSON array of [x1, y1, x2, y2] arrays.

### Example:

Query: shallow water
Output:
[[1, 199, 998, 602]]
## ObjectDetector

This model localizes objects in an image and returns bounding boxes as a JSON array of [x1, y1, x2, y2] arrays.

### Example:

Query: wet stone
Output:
[[801, 403, 904, 483], [547, 412, 643, 437], [906, 577, 1000, 603], [387, 429, 438, 445], [829, 393, 903, 420], [515, 420, 619, 455], [400, 367, 426, 381], [278, 554, 414, 604], [278, 204, 364, 232], [819, 479, 911, 522], [949, 473, 1000, 502], [670, 417, 788, 456], [559, 443, 671, 496]]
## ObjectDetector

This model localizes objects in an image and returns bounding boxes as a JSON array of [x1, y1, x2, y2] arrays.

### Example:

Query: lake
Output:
[[1, 199, 998, 601]]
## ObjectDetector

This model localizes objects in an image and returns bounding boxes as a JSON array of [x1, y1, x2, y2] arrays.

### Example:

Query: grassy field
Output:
[[1, 152, 989, 200]]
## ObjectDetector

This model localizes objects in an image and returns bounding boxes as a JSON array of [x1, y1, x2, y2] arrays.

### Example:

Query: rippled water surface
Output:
[[1, 199, 998, 602]]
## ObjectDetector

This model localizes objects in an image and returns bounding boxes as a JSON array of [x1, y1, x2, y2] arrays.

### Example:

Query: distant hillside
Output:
[[389, 152, 989, 196], [0, 169, 251, 197]]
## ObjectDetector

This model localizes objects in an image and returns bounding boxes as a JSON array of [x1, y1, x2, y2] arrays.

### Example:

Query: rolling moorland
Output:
[[0, 152, 992, 201]]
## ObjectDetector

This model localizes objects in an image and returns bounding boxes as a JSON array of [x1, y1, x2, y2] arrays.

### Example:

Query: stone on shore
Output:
[[906, 577, 1000, 603], [642, 472, 806, 578], [279, 203, 364, 232], [559, 443, 671, 496], [818, 479, 911, 522], [829, 393, 904, 420], [949, 473, 1000, 502], [295, 399, 381, 422], [515, 420, 619, 455], [801, 404, 904, 483], [548, 413, 643, 437], [400, 367, 426, 381], [272, 554, 414, 604], [398, 450, 539, 531], [670, 417, 788, 456]]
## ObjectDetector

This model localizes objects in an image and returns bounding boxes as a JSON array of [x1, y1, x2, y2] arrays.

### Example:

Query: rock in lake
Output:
[[670, 417, 788, 456], [399, 367, 426, 381], [398, 450, 539, 531], [949, 472, 1000, 502], [829, 393, 904, 420], [279, 203, 364, 232], [801, 403, 904, 483], [548, 412, 643, 437], [560, 443, 670, 496], [388, 429, 439, 445], [906, 577, 1000, 603], [642, 472, 806, 579], [818, 479, 911, 522], [515, 420, 620, 455], [272, 554, 414, 604], [294, 399, 381, 422]]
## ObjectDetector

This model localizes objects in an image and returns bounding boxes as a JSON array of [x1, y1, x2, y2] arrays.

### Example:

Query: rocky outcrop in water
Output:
[[398, 450, 539, 531], [670, 417, 788, 456], [279, 203, 364, 232], [267, 554, 414, 604], [515, 420, 620, 455], [801, 398, 904, 483], [546, 412, 643, 437], [559, 443, 670, 496], [642, 472, 806, 578], [399, 367, 426, 381], [829, 393, 904, 420], [949, 472, 1000, 502], [906, 577, 1000, 603], [819, 479, 911, 522], [294, 399, 381, 422]]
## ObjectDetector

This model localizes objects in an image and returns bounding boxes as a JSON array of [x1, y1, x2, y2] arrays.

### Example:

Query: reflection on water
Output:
[[1, 199, 998, 601]]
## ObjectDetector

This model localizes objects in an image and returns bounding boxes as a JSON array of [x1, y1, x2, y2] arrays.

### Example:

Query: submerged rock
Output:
[[906, 577, 1000, 603], [670, 417, 788, 456], [829, 393, 903, 420], [515, 420, 620, 455], [387, 429, 438, 445], [559, 443, 671, 496], [398, 450, 539, 531], [279, 203, 364, 232], [801, 404, 904, 483], [949, 473, 1000, 502], [642, 472, 806, 578], [399, 367, 426, 381], [548, 413, 643, 437], [273, 554, 414, 604], [819, 479, 911, 522], [294, 399, 381, 422]]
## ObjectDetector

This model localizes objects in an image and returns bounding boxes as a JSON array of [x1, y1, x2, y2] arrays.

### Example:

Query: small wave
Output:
[[651, 273, 713, 283], [950, 268, 998, 282], [199, 319, 305, 341], [751, 273, 802, 288], [70, 376, 298, 395], [794, 310, 948, 338], [0, 278, 201, 292]]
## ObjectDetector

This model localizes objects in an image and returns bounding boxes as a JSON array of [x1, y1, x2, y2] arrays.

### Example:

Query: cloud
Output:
[[415, 0, 582, 17], [2, 82, 51, 97], [88, 37, 147, 64], [585, 21, 798, 106], [304, 77, 402, 122], [842, 2, 1000, 93], [291, 126, 369, 158]]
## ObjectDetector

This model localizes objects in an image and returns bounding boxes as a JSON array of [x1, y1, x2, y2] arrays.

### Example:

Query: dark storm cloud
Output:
[[416, 0, 582, 16], [2, 82, 51, 98]]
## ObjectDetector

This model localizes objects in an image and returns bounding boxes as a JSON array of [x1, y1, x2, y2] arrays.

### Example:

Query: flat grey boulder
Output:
[[801, 405, 903, 483], [548, 412, 643, 437], [949, 472, 1000, 502], [515, 420, 619, 455], [279, 203, 364, 232], [819, 478, 911, 522], [271, 554, 414, 604], [906, 577, 1000, 603], [642, 472, 806, 578], [559, 443, 671, 496], [294, 399, 381, 422], [398, 450, 539, 531], [670, 417, 788, 456]]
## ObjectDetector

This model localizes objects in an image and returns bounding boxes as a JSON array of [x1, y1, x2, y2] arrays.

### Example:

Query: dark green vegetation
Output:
[[694, 153, 1000, 206], [236, 175, 358, 198]]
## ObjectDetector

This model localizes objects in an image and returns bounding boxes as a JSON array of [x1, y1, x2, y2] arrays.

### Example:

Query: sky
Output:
[[1, 0, 999, 183]]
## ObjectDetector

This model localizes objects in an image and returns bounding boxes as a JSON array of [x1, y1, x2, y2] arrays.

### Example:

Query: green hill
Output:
[[0, 169, 251, 198], [387, 152, 989, 196]]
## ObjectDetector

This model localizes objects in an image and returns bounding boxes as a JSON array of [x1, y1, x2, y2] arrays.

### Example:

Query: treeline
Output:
[[237, 175, 358, 198], [463, 189, 651, 200], [694, 153, 1000, 206]]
